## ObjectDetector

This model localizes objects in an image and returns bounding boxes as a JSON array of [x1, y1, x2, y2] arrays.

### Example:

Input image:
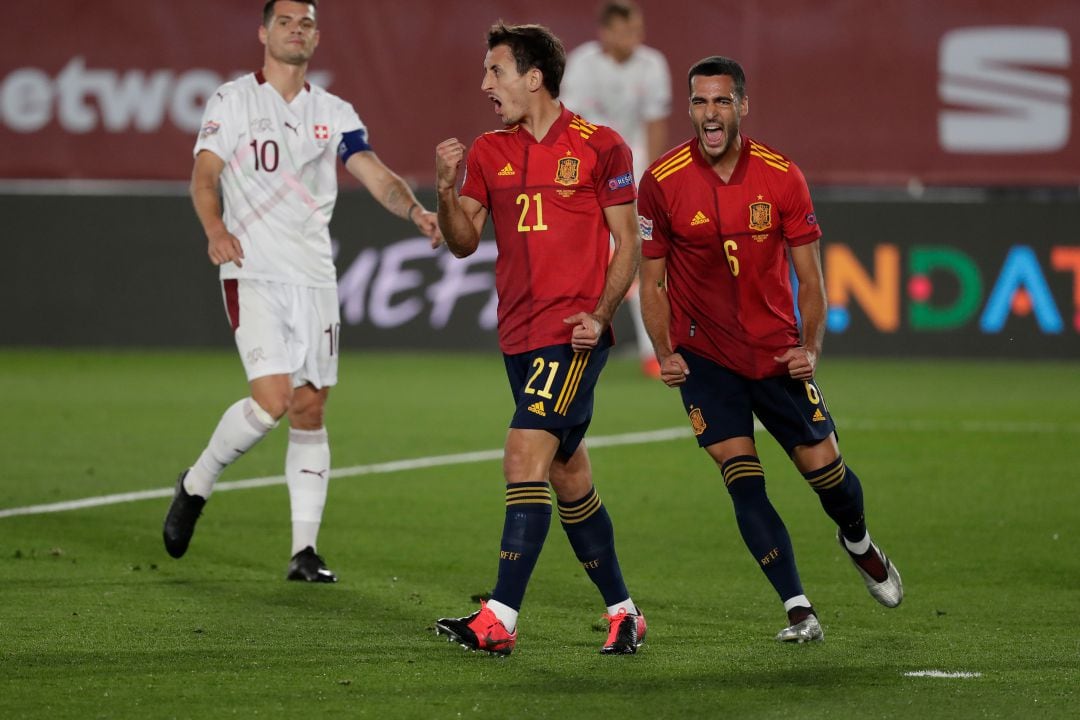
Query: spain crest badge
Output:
[[689, 407, 707, 436], [749, 201, 772, 231], [555, 156, 580, 186]]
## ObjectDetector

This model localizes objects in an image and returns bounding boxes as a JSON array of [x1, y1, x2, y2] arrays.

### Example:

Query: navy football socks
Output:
[[558, 486, 630, 606], [490, 482, 552, 611], [803, 456, 868, 543], [722, 455, 805, 602]]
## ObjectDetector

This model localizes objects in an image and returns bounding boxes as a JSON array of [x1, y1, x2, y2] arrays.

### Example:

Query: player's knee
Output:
[[288, 402, 324, 430], [503, 455, 538, 484], [251, 390, 290, 421], [550, 469, 592, 503], [791, 436, 839, 473]]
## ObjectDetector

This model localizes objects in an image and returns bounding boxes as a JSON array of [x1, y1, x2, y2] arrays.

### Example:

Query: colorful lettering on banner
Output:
[[980, 246, 1063, 333], [1051, 247, 1080, 332], [824, 244, 901, 333], [821, 243, 1078, 338]]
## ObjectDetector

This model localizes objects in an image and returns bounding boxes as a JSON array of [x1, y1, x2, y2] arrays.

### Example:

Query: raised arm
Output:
[[345, 151, 441, 247], [434, 138, 488, 258]]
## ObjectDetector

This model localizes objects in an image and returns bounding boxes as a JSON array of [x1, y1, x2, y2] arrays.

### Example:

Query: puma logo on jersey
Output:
[[284, 122, 299, 135], [497, 163, 515, 176], [527, 401, 546, 417], [690, 211, 711, 226]]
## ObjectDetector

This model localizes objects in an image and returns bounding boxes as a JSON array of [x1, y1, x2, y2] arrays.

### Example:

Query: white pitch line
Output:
[[904, 670, 983, 679], [0, 427, 692, 520], [1, 415, 1076, 521], [845, 418, 1080, 434]]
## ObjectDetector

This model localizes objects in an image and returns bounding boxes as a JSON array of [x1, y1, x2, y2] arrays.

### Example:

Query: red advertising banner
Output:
[[2, 0, 1077, 186]]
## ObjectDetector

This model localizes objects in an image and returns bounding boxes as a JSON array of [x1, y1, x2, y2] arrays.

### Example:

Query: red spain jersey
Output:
[[460, 105, 636, 354], [638, 136, 822, 379]]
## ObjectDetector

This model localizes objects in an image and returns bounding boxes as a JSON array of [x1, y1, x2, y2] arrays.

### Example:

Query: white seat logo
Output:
[[939, 27, 1070, 153]]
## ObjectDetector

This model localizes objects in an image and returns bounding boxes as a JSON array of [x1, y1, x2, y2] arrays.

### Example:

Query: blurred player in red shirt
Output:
[[432, 22, 645, 656], [639, 56, 903, 643]]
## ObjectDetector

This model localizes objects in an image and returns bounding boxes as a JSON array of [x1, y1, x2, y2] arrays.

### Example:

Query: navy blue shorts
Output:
[[503, 338, 610, 459], [677, 347, 836, 454]]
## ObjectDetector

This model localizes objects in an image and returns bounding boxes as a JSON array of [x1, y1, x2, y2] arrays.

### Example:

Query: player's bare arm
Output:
[[774, 240, 827, 380], [639, 255, 690, 386], [435, 138, 487, 258], [190, 150, 245, 268], [345, 150, 441, 247], [562, 201, 641, 352]]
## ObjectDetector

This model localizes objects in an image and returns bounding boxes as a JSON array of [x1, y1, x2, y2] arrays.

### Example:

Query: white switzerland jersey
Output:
[[561, 41, 671, 180], [194, 72, 367, 288]]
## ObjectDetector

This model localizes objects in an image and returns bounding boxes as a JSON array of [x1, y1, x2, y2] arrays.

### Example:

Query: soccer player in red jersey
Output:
[[432, 22, 646, 656], [638, 56, 903, 643]]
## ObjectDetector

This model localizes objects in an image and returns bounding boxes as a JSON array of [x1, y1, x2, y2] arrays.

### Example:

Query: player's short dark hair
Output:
[[688, 56, 746, 98], [262, 0, 317, 27], [487, 22, 566, 98], [598, 0, 640, 26]]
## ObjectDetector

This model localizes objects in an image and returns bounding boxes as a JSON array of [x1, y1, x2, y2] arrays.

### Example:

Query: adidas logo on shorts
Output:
[[527, 401, 546, 417]]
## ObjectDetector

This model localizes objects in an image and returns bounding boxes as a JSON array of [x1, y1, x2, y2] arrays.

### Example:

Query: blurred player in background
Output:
[[561, 0, 671, 378], [432, 22, 645, 656], [638, 56, 903, 642], [163, 0, 439, 581]]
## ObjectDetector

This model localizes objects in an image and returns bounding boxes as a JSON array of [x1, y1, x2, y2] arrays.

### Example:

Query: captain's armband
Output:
[[338, 129, 372, 164]]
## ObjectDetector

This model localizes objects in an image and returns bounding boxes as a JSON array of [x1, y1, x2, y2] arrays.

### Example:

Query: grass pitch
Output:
[[1, 350, 1078, 719]]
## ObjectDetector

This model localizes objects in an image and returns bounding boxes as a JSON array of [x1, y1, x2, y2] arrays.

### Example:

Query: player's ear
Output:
[[258, 23, 269, 46], [528, 68, 542, 92]]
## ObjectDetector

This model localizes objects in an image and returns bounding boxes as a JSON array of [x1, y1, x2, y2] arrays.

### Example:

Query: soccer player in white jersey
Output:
[[561, 0, 672, 378], [163, 0, 440, 582]]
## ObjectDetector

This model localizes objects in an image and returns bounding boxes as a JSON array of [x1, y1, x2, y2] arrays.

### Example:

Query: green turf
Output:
[[1, 350, 1077, 718]]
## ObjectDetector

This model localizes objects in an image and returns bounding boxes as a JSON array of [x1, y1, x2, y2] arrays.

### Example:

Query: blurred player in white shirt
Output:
[[164, 0, 440, 582], [561, 0, 671, 377]]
